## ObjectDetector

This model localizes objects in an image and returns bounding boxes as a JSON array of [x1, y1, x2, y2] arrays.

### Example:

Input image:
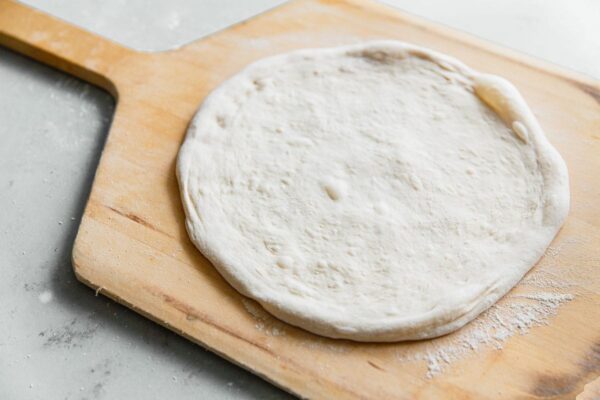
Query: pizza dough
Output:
[[177, 41, 569, 342]]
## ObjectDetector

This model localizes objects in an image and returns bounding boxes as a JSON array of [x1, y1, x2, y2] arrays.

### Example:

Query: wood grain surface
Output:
[[1, 0, 599, 398]]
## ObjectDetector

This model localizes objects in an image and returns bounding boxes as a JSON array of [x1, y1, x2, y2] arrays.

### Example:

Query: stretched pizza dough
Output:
[[177, 41, 569, 342]]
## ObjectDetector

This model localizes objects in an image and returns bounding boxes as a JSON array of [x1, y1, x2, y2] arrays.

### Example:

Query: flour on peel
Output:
[[399, 289, 574, 378]]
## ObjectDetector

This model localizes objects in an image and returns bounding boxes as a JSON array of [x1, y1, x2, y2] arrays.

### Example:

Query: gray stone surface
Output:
[[1, 1, 598, 399]]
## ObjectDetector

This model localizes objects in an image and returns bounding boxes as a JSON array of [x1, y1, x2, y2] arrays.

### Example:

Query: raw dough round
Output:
[[177, 41, 569, 342]]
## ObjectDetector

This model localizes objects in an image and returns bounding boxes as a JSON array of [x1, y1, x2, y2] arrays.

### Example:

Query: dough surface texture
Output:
[[177, 41, 569, 342]]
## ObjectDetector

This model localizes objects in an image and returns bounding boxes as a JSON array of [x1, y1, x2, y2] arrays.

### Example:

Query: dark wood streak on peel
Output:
[[106, 205, 174, 238], [367, 360, 386, 372], [143, 285, 366, 400], [158, 291, 277, 356], [532, 374, 578, 398], [575, 82, 600, 105], [531, 339, 600, 398]]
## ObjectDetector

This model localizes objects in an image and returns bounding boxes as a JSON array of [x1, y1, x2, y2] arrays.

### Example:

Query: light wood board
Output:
[[1, 0, 599, 398]]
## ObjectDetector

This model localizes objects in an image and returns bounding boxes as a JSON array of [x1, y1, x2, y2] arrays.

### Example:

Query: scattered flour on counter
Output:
[[38, 290, 54, 304], [41, 76, 113, 152]]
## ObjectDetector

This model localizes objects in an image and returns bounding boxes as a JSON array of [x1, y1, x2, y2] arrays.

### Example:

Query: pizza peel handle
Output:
[[0, 0, 137, 97]]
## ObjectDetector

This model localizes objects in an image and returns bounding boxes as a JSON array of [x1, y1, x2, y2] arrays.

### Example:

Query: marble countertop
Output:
[[1, 1, 598, 399]]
